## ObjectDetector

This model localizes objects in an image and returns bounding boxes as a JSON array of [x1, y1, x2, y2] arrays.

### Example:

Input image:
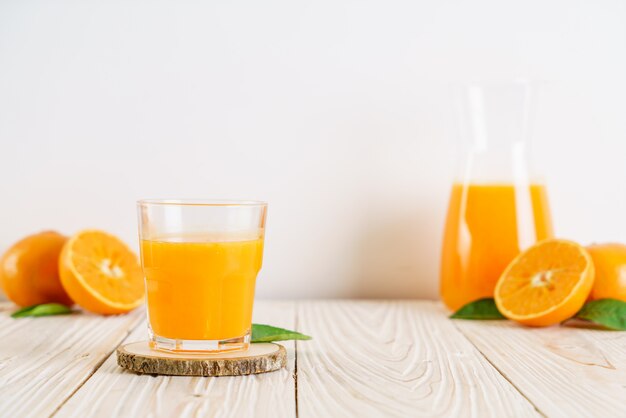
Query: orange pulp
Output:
[[440, 183, 553, 311]]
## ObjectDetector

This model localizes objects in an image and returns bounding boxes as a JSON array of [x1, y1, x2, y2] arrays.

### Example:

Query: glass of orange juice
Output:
[[440, 81, 554, 311], [137, 199, 267, 353]]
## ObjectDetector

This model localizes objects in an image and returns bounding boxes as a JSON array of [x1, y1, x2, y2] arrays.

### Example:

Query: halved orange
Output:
[[495, 239, 594, 327], [59, 230, 144, 315]]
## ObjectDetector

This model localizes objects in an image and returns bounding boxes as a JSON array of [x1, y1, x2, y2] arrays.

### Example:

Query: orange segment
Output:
[[59, 230, 144, 314], [494, 239, 594, 327]]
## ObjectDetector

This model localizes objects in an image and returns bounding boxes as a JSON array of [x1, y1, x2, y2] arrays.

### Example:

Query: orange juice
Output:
[[440, 183, 552, 311], [140, 235, 264, 341]]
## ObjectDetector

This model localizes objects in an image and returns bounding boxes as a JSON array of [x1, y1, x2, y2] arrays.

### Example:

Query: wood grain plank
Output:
[[56, 301, 296, 418], [454, 318, 626, 417], [0, 302, 143, 418], [296, 300, 539, 417]]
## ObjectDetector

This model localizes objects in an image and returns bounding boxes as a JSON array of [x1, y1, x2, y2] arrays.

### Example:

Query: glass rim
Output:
[[137, 199, 267, 207]]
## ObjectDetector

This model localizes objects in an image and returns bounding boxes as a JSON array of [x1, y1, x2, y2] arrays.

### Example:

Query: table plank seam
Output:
[[452, 321, 547, 418], [48, 316, 145, 418], [294, 308, 300, 418]]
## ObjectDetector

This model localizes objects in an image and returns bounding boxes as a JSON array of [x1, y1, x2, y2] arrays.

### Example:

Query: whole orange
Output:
[[587, 243, 626, 302], [0, 231, 73, 307]]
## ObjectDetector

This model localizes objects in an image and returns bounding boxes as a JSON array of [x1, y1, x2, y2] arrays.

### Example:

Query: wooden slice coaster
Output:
[[117, 341, 286, 377]]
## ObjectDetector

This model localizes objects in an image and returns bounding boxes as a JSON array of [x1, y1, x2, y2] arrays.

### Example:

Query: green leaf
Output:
[[251, 323, 312, 343], [11, 303, 73, 318], [575, 299, 626, 330], [450, 298, 505, 320], [11, 304, 39, 318]]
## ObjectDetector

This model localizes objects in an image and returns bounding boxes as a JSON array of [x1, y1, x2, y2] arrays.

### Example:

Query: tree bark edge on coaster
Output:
[[117, 341, 286, 376]]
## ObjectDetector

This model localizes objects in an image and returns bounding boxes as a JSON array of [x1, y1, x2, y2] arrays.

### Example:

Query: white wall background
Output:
[[1, 0, 625, 300]]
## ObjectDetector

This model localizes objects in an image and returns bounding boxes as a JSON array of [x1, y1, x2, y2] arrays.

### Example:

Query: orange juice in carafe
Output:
[[440, 81, 553, 311], [440, 183, 552, 311]]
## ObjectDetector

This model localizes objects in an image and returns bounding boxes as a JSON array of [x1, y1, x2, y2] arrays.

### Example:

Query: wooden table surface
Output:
[[1, 300, 625, 418]]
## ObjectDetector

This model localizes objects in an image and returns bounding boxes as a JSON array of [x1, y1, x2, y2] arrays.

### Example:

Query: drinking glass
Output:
[[137, 199, 267, 353]]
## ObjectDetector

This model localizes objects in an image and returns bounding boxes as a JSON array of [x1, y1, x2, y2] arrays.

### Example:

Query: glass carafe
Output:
[[440, 82, 554, 311]]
